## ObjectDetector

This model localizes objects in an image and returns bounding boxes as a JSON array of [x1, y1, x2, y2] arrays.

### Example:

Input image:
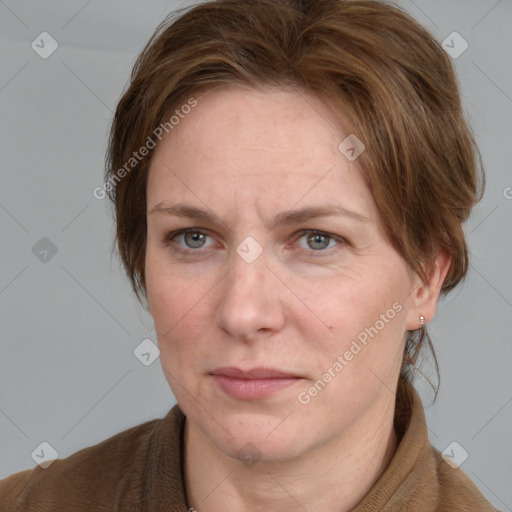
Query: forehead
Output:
[[146, 86, 377, 221]]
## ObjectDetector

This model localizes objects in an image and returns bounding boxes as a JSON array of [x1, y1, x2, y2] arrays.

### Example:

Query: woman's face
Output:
[[145, 86, 424, 462]]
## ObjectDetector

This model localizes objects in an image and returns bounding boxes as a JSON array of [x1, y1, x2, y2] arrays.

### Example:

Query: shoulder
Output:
[[391, 381, 498, 512], [0, 414, 166, 511], [430, 445, 499, 512]]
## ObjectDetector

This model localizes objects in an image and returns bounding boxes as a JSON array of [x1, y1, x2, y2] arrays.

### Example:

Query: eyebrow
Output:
[[147, 202, 371, 228]]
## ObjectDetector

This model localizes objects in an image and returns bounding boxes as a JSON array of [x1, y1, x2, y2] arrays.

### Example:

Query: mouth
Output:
[[210, 366, 303, 400]]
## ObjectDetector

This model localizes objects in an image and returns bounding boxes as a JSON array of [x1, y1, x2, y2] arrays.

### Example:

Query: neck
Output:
[[183, 395, 399, 512]]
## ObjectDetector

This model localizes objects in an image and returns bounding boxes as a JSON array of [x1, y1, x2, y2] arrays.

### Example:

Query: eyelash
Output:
[[164, 228, 346, 257]]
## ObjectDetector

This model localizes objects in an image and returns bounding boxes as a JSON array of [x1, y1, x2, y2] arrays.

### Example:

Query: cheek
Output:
[[145, 248, 216, 355], [300, 277, 408, 409], [309, 272, 394, 328], [146, 248, 187, 337], [308, 267, 408, 364]]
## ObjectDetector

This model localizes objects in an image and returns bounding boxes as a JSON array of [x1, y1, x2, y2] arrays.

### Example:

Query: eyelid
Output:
[[166, 228, 217, 250], [290, 229, 346, 251]]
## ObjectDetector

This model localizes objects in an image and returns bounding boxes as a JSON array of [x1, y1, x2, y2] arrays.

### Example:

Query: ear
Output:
[[405, 249, 452, 330]]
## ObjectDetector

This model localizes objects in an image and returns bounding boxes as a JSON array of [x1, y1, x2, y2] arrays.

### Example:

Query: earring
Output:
[[419, 314, 425, 326]]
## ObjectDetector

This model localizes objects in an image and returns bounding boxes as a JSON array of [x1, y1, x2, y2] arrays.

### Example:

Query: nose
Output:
[[214, 247, 286, 343]]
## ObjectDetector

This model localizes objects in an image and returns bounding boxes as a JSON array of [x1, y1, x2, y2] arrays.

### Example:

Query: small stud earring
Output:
[[419, 314, 425, 326]]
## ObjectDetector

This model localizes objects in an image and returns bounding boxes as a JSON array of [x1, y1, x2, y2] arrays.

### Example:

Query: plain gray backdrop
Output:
[[1, 0, 511, 509]]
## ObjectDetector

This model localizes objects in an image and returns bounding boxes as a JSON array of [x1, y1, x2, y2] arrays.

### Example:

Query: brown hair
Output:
[[105, 0, 484, 399]]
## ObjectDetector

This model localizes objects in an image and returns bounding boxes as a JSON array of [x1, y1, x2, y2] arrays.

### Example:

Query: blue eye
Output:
[[168, 229, 214, 250], [165, 228, 345, 256], [296, 231, 338, 251]]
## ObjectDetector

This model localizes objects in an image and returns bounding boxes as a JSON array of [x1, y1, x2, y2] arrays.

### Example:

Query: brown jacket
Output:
[[0, 381, 499, 511]]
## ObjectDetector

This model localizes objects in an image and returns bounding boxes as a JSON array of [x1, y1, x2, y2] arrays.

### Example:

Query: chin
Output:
[[211, 410, 312, 464], [223, 432, 306, 466]]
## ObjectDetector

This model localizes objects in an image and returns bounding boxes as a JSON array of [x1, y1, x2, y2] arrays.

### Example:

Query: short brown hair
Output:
[[105, 0, 484, 397]]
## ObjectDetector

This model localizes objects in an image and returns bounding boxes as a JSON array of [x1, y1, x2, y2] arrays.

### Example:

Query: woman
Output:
[[0, 0, 499, 510]]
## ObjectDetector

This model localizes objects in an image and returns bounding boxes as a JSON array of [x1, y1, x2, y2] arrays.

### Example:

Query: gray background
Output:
[[1, 0, 511, 509]]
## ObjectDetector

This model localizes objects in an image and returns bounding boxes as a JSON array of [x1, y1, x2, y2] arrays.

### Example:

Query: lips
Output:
[[211, 366, 299, 379], [210, 366, 302, 400]]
